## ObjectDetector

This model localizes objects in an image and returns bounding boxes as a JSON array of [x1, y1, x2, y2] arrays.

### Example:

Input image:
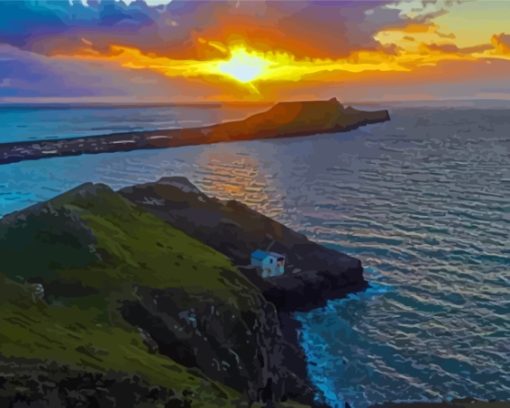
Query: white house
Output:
[[250, 250, 285, 278]]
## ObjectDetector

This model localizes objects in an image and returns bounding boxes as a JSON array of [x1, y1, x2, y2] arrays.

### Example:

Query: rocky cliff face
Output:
[[121, 285, 314, 405], [120, 176, 367, 311]]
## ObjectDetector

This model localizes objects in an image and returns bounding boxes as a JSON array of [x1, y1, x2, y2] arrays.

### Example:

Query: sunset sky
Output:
[[1, 0, 510, 102]]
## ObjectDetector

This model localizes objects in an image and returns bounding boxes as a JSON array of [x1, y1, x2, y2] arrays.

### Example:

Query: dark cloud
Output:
[[420, 42, 492, 54], [0, 0, 164, 55], [0, 0, 447, 59], [0, 44, 220, 99], [0, 45, 125, 98]]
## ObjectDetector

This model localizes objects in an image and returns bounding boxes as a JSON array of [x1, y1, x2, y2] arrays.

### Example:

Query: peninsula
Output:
[[0, 177, 364, 407], [0, 98, 390, 165]]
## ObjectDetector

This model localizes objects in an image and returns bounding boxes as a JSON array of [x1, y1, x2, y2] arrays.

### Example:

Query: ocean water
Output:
[[0, 104, 509, 407], [0, 103, 260, 142]]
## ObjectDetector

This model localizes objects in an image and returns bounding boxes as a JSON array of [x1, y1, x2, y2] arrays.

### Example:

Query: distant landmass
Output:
[[0, 98, 390, 165]]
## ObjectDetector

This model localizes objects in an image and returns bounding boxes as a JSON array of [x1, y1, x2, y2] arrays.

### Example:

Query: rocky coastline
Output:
[[0, 176, 368, 407]]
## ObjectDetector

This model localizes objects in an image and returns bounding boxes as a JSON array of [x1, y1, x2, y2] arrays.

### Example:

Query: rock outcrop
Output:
[[121, 285, 314, 405], [120, 176, 367, 311]]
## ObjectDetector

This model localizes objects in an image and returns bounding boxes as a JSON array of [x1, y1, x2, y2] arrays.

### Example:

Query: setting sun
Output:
[[216, 48, 270, 83]]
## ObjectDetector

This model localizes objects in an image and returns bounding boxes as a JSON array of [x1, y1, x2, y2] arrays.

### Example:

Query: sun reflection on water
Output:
[[192, 147, 284, 220]]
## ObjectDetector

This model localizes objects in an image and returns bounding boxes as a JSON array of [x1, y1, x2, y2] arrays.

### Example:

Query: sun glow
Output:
[[215, 48, 270, 83], [65, 37, 510, 101]]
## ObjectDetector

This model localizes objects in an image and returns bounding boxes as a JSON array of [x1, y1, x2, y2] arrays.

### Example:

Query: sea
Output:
[[0, 102, 509, 408]]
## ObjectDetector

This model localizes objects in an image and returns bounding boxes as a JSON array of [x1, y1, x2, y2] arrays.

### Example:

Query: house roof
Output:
[[251, 249, 285, 261]]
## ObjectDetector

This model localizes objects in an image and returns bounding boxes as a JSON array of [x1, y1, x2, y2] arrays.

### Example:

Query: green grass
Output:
[[0, 276, 240, 406], [0, 183, 264, 406], [0, 183, 239, 294]]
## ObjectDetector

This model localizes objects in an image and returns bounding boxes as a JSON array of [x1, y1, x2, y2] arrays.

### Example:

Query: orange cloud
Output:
[[55, 29, 510, 102], [379, 21, 455, 40], [65, 43, 410, 85], [2, 0, 510, 102], [386, 22, 437, 34], [5, 0, 463, 63], [491, 33, 510, 55]]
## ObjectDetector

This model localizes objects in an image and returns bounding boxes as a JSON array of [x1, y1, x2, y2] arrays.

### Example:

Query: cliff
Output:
[[0, 98, 390, 165], [0, 183, 316, 407]]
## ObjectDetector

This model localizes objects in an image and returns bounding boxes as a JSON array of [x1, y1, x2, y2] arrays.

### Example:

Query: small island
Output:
[[0, 98, 390, 165]]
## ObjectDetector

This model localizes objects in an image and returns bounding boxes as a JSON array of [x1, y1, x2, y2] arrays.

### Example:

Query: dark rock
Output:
[[120, 285, 316, 406], [0, 362, 192, 408], [263, 267, 368, 312], [137, 327, 159, 354]]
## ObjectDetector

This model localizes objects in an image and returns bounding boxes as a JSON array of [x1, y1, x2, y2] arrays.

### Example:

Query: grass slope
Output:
[[0, 183, 263, 407]]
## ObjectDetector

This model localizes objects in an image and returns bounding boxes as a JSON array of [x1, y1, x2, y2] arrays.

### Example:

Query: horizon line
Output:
[[1, 97, 510, 107]]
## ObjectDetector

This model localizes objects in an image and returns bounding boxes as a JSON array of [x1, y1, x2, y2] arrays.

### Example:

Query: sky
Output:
[[0, 0, 510, 103]]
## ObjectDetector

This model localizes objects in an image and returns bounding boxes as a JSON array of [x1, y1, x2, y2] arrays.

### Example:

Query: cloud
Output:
[[0, 44, 223, 100], [0, 0, 165, 55], [0, 0, 455, 60], [276, 58, 510, 102], [419, 42, 491, 55], [0, 44, 134, 98], [491, 33, 510, 55], [1, 0, 509, 101]]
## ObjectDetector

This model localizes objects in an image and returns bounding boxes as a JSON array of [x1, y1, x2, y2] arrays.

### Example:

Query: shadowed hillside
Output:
[[0, 183, 313, 407]]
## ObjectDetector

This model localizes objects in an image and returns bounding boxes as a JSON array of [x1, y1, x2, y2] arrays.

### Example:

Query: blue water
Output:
[[0, 103, 259, 142], [0, 104, 509, 407]]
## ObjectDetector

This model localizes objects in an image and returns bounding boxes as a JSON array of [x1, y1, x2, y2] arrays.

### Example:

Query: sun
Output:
[[216, 47, 270, 83]]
